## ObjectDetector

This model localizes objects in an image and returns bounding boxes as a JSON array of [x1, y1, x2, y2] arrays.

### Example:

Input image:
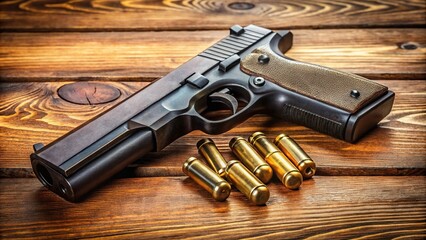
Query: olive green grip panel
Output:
[[241, 46, 388, 113]]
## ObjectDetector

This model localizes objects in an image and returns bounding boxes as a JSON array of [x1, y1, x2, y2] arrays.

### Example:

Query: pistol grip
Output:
[[241, 45, 388, 113], [241, 42, 393, 142]]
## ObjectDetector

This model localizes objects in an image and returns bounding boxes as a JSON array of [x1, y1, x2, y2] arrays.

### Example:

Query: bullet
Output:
[[274, 133, 316, 179], [249, 132, 303, 190], [225, 160, 270, 205], [229, 136, 273, 184], [182, 157, 231, 201], [197, 138, 228, 178]]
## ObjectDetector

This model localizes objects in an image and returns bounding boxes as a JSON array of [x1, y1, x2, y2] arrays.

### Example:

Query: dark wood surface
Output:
[[1, 177, 425, 239], [1, 29, 425, 81], [1, 80, 425, 177], [1, 0, 425, 30], [0, 0, 425, 239]]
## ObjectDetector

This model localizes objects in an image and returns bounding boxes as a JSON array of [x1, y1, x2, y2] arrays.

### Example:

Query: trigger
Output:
[[208, 88, 239, 114]]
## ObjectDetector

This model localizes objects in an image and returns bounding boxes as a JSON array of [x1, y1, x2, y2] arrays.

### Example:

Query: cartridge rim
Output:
[[182, 157, 198, 175], [248, 132, 266, 145], [217, 168, 226, 178], [196, 138, 215, 150], [229, 136, 246, 149], [225, 160, 240, 172], [299, 159, 316, 179], [273, 133, 289, 145]]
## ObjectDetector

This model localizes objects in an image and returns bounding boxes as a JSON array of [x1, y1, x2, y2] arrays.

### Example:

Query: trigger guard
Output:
[[208, 89, 239, 114], [192, 84, 255, 134]]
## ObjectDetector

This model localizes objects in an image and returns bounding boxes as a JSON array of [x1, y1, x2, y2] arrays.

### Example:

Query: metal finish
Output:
[[249, 132, 303, 190], [225, 160, 270, 205], [31, 129, 154, 201], [229, 137, 273, 183], [39, 56, 217, 170], [274, 134, 316, 179], [30, 24, 394, 201], [197, 138, 228, 178], [182, 157, 231, 201]]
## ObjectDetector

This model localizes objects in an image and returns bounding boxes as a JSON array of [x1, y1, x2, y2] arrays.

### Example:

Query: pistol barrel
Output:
[[31, 129, 154, 202]]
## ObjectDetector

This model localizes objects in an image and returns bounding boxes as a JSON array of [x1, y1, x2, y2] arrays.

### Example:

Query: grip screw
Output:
[[350, 90, 360, 98], [258, 54, 270, 64], [254, 77, 265, 86]]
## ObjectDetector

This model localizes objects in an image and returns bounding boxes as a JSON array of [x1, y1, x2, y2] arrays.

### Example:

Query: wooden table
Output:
[[1, 1, 425, 238]]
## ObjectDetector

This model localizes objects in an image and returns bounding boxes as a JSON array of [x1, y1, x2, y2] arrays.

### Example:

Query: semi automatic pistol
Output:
[[31, 25, 394, 201]]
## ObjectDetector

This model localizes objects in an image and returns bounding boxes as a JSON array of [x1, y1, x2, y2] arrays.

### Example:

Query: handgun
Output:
[[31, 25, 394, 202]]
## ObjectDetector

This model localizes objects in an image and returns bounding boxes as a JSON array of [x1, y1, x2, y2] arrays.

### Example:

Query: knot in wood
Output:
[[58, 82, 121, 105], [399, 42, 419, 50], [228, 2, 255, 10]]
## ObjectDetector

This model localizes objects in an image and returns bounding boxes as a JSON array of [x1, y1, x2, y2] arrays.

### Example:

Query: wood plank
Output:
[[0, 81, 144, 176], [0, 29, 425, 81], [0, 0, 425, 31], [0, 176, 425, 239], [0, 80, 425, 177]]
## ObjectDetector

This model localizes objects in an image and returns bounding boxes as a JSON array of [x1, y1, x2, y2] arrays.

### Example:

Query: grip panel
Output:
[[241, 46, 388, 113], [281, 103, 345, 139]]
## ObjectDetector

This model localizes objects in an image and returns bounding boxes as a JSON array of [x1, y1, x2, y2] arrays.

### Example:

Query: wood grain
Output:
[[1, 0, 425, 238], [0, 0, 425, 31], [57, 82, 122, 105], [0, 29, 425, 81], [1, 80, 425, 177], [0, 81, 144, 176], [0, 176, 425, 239]]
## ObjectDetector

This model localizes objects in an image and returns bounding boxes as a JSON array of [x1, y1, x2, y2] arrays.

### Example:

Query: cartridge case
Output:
[[274, 133, 316, 179], [225, 160, 270, 205], [182, 157, 231, 201], [229, 137, 273, 184], [197, 138, 227, 178], [249, 132, 303, 190]]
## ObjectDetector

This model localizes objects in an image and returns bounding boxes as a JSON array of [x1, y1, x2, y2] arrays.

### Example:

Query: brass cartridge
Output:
[[274, 133, 316, 179], [249, 132, 303, 190], [229, 137, 273, 184], [197, 138, 228, 178], [225, 160, 270, 205], [182, 157, 231, 201]]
